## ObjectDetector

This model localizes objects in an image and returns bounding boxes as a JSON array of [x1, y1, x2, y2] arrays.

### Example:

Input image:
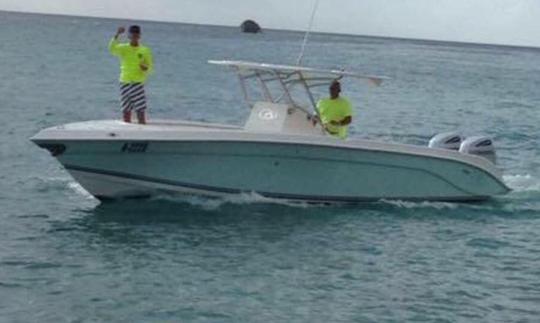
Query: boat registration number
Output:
[[121, 142, 148, 153]]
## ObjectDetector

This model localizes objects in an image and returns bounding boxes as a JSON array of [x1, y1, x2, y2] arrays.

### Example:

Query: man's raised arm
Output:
[[108, 27, 125, 56]]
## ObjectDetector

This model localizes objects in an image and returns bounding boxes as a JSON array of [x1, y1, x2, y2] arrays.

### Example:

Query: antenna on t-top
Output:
[[296, 0, 321, 66]]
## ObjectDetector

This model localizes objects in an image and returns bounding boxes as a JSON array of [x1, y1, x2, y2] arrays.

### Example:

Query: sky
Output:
[[2, 0, 540, 47]]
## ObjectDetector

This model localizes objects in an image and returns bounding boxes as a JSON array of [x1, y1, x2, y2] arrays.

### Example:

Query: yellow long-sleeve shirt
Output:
[[109, 38, 153, 83]]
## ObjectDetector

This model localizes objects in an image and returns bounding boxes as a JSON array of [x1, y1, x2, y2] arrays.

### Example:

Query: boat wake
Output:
[[498, 174, 540, 213], [66, 182, 96, 200], [150, 192, 314, 210], [503, 174, 540, 193], [378, 199, 459, 210], [34, 175, 97, 200], [28, 175, 72, 192]]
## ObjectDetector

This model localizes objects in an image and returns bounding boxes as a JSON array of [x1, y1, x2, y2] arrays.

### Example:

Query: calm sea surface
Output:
[[1, 11, 540, 322]]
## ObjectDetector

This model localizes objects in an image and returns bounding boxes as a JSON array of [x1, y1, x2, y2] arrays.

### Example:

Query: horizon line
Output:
[[2, 9, 540, 51]]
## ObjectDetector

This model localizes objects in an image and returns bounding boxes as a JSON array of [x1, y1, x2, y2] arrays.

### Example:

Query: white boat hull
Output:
[[31, 120, 510, 202]]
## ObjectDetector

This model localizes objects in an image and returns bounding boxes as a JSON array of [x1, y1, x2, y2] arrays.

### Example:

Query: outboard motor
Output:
[[429, 132, 463, 150], [459, 136, 497, 164]]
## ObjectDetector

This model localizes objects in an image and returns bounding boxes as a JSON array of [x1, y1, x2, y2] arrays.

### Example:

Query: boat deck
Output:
[[56, 119, 242, 132]]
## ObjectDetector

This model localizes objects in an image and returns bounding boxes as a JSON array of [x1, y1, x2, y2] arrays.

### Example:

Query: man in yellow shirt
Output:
[[316, 80, 353, 139], [109, 25, 153, 124]]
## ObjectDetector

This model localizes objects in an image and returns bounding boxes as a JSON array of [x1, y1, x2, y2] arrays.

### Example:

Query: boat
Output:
[[31, 60, 510, 203]]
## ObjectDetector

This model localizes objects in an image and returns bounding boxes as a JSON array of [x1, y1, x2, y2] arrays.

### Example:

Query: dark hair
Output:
[[129, 25, 141, 34], [330, 80, 341, 91]]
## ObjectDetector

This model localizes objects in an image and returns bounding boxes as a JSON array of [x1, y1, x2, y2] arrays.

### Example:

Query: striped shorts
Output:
[[120, 83, 147, 112]]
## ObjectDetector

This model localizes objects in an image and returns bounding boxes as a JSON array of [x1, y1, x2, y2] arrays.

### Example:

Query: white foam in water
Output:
[[67, 182, 96, 200], [504, 174, 540, 192], [31, 175, 73, 192], [154, 192, 314, 210], [380, 199, 459, 210], [176, 193, 461, 211]]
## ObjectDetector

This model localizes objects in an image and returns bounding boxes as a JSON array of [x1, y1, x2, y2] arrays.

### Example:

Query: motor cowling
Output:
[[429, 132, 463, 150], [459, 136, 497, 164]]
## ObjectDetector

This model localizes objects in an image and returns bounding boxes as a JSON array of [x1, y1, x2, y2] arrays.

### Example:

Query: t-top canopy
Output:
[[208, 60, 388, 112], [208, 60, 388, 86]]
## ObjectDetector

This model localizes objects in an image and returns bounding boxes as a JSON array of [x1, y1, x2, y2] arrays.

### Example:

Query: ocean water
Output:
[[1, 11, 540, 322]]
